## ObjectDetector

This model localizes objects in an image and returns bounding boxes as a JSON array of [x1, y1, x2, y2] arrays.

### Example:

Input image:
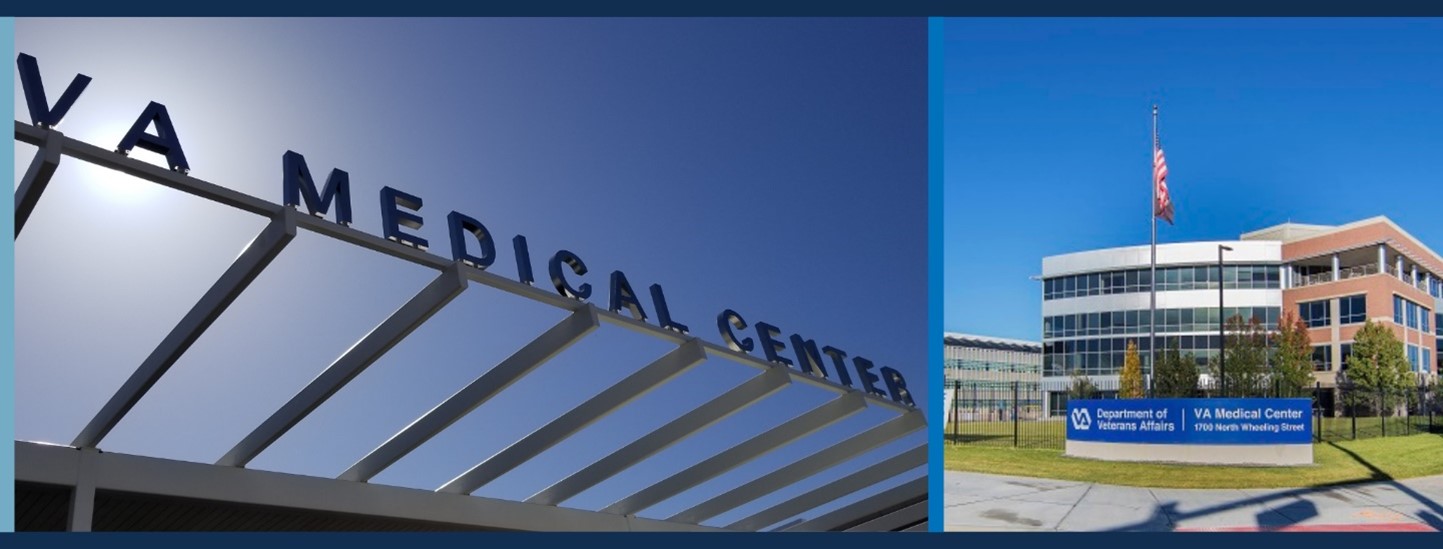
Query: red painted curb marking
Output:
[[1176, 523, 1435, 533]]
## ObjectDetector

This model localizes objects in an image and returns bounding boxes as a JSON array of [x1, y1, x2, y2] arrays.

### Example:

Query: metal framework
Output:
[[13, 121, 928, 532]]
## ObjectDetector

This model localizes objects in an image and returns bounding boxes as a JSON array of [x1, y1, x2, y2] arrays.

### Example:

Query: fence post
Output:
[[951, 379, 961, 445], [1012, 381, 1020, 448], [1379, 386, 1386, 437], [1351, 387, 1357, 440]]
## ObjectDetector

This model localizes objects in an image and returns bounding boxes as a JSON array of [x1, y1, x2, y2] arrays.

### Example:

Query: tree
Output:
[[1068, 369, 1098, 401], [1154, 337, 1199, 398], [1272, 311, 1315, 397], [1344, 319, 1411, 414], [1210, 314, 1268, 397], [1119, 340, 1145, 398]]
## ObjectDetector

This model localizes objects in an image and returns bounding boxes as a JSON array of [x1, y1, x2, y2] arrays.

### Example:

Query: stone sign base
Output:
[[1066, 440, 1313, 466]]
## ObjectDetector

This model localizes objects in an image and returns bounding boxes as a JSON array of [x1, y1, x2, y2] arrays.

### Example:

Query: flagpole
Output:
[[1149, 104, 1158, 396]]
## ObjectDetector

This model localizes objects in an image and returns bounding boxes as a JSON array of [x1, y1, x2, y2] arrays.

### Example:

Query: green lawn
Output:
[[943, 433, 1443, 489]]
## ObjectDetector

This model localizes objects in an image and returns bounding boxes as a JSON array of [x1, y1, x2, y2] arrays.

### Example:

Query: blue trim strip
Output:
[[2, 15, 17, 534], [925, 16, 943, 532]]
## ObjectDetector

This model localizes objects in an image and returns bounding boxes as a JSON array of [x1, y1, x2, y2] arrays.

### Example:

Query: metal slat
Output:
[[338, 306, 600, 482], [72, 209, 299, 449], [600, 391, 867, 516], [727, 445, 925, 531], [667, 409, 924, 523], [782, 476, 927, 532], [217, 263, 469, 467], [525, 366, 791, 506], [15, 127, 63, 236], [438, 339, 706, 494], [844, 500, 927, 532]]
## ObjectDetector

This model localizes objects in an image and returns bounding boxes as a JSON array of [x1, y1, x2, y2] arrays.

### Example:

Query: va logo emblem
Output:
[[1070, 407, 1092, 430]]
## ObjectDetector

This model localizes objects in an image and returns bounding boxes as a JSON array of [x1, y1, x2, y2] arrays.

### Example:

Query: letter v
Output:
[[18, 53, 91, 128]]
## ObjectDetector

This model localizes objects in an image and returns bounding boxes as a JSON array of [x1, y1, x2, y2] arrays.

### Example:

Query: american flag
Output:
[[1153, 145, 1174, 224]]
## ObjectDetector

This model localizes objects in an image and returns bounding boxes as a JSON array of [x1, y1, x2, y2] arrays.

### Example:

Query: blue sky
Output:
[[13, 18, 926, 528], [943, 18, 1443, 342]]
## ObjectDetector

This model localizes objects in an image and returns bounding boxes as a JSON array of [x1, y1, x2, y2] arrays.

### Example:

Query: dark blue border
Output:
[[925, 16, 944, 533], [5, 2, 1443, 15], [4, 532, 1443, 545]]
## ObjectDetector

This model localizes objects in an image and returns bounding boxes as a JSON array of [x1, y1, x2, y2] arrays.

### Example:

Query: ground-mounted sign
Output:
[[1066, 398, 1313, 466]]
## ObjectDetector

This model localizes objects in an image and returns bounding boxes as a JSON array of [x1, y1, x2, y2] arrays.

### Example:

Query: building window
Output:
[[1339, 295, 1366, 325], [1299, 300, 1331, 328], [1393, 296, 1430, 330], [1340, 343, 1353, 371], [1042, 307, 1280, 340], [1311, 345, 1331, 371], [1407, 345, 1420, 372], [1042, 264, 1281, 301]]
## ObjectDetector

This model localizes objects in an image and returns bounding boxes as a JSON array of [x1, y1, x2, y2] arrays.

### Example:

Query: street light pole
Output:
[[1219, 245, 1233, 397]]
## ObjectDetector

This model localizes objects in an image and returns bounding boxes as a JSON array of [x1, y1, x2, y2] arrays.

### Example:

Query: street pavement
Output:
[[943, 470, 1443, 532]]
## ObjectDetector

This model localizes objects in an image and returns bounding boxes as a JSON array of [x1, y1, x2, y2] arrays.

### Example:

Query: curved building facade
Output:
[[1040, 241, 1285, 413]]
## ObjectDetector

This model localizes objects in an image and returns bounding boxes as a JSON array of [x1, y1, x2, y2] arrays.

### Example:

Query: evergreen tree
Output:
[[1210, 314, 1268, 397], [1068, 369, 1098, 401], [1154, 337, 1199, 398], [1119, 340, 1145, 398], [1272, 311, 1315, 397]]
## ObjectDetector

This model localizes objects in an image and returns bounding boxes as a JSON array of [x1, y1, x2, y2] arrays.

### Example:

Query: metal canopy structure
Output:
[[13, 121, 928, 532]]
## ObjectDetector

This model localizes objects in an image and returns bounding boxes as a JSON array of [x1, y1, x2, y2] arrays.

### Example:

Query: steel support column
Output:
[[66, 448, 100, 532]]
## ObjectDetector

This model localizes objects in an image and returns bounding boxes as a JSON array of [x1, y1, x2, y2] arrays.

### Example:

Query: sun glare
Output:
[[73, 121, 166, 204], [74, 159, 163, 204]]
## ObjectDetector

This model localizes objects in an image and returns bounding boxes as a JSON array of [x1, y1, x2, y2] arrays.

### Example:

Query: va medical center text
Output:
[[16, 53, 916, 408], [1095, 406, 1307, 433]]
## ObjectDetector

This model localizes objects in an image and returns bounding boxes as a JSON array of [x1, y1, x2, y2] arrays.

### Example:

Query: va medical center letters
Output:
[[16, 53, 916, 408]]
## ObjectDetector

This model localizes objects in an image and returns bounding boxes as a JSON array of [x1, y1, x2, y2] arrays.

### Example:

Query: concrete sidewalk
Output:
[[944, 470, 1443, 532]]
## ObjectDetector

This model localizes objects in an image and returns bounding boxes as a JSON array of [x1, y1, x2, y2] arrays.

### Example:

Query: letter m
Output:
[[283, 151, 352, 225]]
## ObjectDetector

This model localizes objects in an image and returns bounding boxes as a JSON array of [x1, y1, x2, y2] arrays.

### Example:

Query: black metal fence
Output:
[[946, 379, 1441, 450]]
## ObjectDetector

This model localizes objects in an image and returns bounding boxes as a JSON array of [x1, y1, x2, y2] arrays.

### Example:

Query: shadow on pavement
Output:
[[1100, 435, 1443, 532]]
